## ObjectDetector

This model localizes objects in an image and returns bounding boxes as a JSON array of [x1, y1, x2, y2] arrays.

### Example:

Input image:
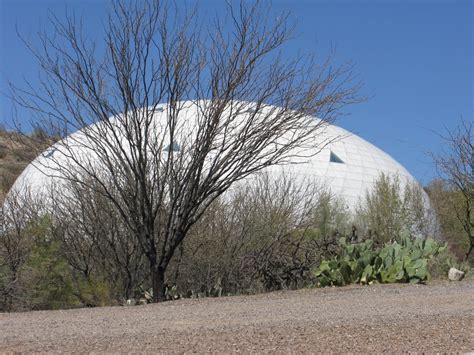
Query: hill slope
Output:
[[0, 128, 52, 204]]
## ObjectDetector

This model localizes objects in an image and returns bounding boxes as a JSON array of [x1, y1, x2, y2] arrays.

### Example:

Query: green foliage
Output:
[[3, 170, 467, 312], [74, 276, 116, 307], [428, 247, 471, 278], [313, 234, 447, 287], [23, 217, 80, 310], [426, 179, 471, 259], [309, 192, 351, 239], [357, 174, 404, 244], [355, 174, 433, 245]]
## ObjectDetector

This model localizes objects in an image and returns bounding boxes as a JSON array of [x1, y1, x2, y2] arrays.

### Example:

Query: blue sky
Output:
[[0, 0, 472, 185]]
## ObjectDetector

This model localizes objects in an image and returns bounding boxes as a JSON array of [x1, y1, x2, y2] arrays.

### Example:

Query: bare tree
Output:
[[432, 120, 473, 261], [51, 181, 148, 299], [0, 189, 45, 310], [172, 173, 344, 295], [9, 0, 361, 301], [51, 178, 148, 301], [240, 174, 338, 291]]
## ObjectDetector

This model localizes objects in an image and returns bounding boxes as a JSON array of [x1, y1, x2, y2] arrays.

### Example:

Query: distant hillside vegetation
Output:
[[0, 126, 53, 204]]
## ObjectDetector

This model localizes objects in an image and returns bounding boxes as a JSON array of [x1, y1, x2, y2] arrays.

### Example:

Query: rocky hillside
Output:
[[0, 127, 52, 204]]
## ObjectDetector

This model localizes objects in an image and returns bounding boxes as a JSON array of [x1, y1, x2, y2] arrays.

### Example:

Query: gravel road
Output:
[[1, 281, 473, 353]]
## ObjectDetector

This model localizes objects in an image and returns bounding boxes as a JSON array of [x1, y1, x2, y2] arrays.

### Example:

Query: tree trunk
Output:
[[466, 235, 473, 261], [149, 229, 184, 302], [151, 264, 166, 302]]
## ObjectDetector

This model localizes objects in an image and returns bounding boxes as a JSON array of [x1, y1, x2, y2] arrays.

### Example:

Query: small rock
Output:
[[137, 298, 148, 305], [125, 298, 136, 306], [448, 267, 465, 281], [144, 290, 153, 300]]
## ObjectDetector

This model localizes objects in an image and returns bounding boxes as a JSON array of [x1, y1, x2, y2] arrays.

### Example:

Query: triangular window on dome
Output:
[[330, 151, 344, 164], [165, 142, 180, 152], [43, 148, 57, 158]]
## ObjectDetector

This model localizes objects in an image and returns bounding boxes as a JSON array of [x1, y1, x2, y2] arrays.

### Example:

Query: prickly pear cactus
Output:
[[313, 234, 446, 287]]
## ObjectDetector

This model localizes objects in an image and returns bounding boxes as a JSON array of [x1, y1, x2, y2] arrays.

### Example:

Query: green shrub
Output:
[[23, 218, 80, 310], [355, 174, 435, 245], [313, 234, 447, 287], [428, 248, 471, 279], [74, 276, 116, 307]]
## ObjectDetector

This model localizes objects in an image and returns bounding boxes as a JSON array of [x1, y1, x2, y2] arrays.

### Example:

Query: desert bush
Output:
[[1, 169, 466, 311], [430, 120, 473, 262], [426, 179, 471, 261], [21, 218, 79, 310], [165, 174, 349, 296], [71, 275, 118, 307], [428, 247, 471, 279], [355, 174, 435, 245], [7, 173, 341, 305], [0, 187, 120, 311], [51, 178, 149, 302], [313, 233, 446, 287], [0, 189, 45, 311]]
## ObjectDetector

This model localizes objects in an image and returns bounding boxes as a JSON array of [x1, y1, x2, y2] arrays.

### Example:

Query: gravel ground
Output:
[[1, 281, 473, 353]]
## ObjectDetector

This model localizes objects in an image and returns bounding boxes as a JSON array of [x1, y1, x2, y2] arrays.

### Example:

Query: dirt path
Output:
[[1, 281, 473, 353]]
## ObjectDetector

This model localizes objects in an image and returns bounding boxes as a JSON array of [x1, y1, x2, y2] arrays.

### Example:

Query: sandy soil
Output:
[[1, 281, 473, 353]]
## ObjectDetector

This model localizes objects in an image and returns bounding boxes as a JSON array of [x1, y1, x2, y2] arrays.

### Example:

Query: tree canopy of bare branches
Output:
[[432, 120, 473, 260], [9, 0, 361, 301]]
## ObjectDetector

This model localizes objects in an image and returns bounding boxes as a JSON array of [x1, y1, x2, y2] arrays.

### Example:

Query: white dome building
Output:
[[266, 125, 416, 209], [7, 101, 418, 210]]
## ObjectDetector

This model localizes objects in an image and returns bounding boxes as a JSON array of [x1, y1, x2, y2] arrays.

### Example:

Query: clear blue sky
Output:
[[0, 0, 472, 185]]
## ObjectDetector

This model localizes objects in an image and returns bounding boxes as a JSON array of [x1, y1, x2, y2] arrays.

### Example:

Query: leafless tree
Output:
[[51, 179, 148, 301], [240, 174, 338, 291], [10, 0, 361, 301], [432, 120, 473, 260], [172, 173, 344, 295], [0, 189, 45, 310]]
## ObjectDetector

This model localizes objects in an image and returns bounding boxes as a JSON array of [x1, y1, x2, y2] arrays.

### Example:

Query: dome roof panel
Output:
[[7, 101, 420, 210]]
